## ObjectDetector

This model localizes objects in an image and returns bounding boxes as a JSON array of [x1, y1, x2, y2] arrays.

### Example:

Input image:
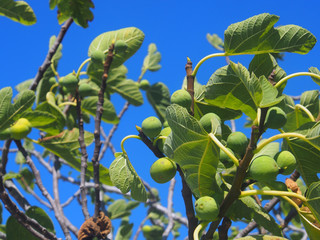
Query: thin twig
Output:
[[29, 18, 73, 91], [91, 44, 114, 218], [162, 178, 176, 239]]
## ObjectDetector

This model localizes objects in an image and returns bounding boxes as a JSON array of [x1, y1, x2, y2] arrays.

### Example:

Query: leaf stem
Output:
[[58, 101, 77, 108], [240, 189, 307, 203], [192, 52, 227, 77], [209, 133, 239, 167], [254, 132, 307, 153], [193, 221, 209, 240], [295, 104, 315, 121], [275, 72, 320, 89], [120, 135, 142, 156], [76, 58, 91, 78]]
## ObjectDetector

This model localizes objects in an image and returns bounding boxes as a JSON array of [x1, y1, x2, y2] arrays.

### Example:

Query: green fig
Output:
[[170, 89, 192, 110], [248, 155, 279, 182], [226, 131, 248, 157], [150, 157, 177, 183], [139, 79, 150, 90], [264, 106, 287, 129], [199, 112, 221, 136], [90, 50, 105, 64], [61, 73, 78, 90], [114, 40, 128, 53], [10, 118, 32, 140], [141, 116, 162, 138], [79, 83, 96, 97], [195, 196, 219, 221], [157, 127, 171, 152], [142, 225, 163, 240], [275, 150, 296, 175]]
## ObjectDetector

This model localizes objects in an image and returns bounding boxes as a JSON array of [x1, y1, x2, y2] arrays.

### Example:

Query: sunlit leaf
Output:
[[248, 54, 277, 79], [300, 90, 320, 118], [306, 181, 320, 223], [142, 43, 161, 72], [0, 0, 36, 25], [309, 67, 320, 86], [206, 33, 224, 51]]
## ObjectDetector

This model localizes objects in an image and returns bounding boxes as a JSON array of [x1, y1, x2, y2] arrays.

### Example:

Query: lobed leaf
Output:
[[0, 0, 36, 25], [142, 43, 161, 72]]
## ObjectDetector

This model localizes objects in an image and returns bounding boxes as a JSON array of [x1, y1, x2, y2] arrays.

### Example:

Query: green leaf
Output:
[[57, 0, 94, 28], [20, 110, 57, 128], [300, 90, 320, 118], [109, 154, 147, 202], [224, 13, 316, 55], [16, 167, 35, 193], [165, 105, 220, 198], [228, 196, 282, 236], [88, 27, 145, 68], [107, 199, 137, 219], [49, 0, 57, 9], [146, 82, 171, 123], [142, 43, 161, 72], [248, 54, 277, 79], [15, 79, 33, 92], [306, 181, 320, 223], [298, 209, 320, 240], [115, 220, 133, 240], [6, 206, 55, 240], [0, 0, 36, 25], [205, 62, 282, 120], [206, 33, 224, 51], [81, 96, 119, 124], [309, 67, 320, 86], [253, 141, 279, 159], [0, 87, 13, 131]]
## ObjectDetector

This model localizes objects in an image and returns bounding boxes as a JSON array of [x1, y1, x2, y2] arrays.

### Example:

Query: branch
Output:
[[29, 18, 73, 91], [91, 43, 114, 218], [162, 178, 176, 239], [218, 217, 231, 240], [133, 215, 150, 240]]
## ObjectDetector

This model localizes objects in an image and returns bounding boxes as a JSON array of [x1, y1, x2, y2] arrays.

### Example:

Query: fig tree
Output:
[[170, 89, 192, 110], [248, 155, 279, 182], [90, 50, 105, 64], [141, 116, 162, 138], [275, 150, 296, 175], [220, 147, 235, 168], [61, 73, 78, 90], [264, 106, 287, 129], [139, 79, 150, 90], [114, 40, 128, 53], [10, 118, 32, 140], [195, 196, 219, 221], [226, 131, 248, 157], [150, 157, 177, 183], [199, 112, 221, 136]]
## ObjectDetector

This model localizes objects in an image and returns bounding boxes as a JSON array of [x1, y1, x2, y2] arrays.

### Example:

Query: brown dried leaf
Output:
[[78, 212, 112, 240], [285, 178, 302, 205]]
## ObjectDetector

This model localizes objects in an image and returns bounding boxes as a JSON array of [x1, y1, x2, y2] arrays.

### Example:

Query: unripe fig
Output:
[[61, 73, 78, 90], [195, 196, 219, 221], [162, 121, 169, 128], [90, 50, 105, 64], [157, 127, 171, 152], [10, 118, 32, 140], [264, 106, 287, 129], [142, 225, 163, 239], [48, 76, 57, 86], [275, 150, 296, 175], [200, 112, 221, 135], [79, 83, 96, 97], [114, 40, 128, 53], [170, 89, 192, 110], [220, 148, 235, 168], [0, 128, 11, 140], [141, 116, 162, 138], [226, 131, 248, 157], [139, 79, 150, 90], [248, 155, 279, 182], [150, 157, 177, 183]]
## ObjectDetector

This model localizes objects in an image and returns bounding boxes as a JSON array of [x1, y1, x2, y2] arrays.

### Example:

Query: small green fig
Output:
[[90, 50, 105, 64], [10, 118, 32, 140], [141, 116, 162, 138], [157, 127, 171, 152], [170, 89, 192, 110], [220, 148, 235, 168], [79, 83, 96, 97], [150, 157, 177, 184], [264, 106, 287, 129], [195, 196, 219, 221], [142, 225, 163, 240], [275, 150, 296, 175], [199, 112, 221, 135], [226, 131, 248, 157], [162, 121, 169, 128], [139, 79, 150, 90], [248, 155, 279, 182], [61, 73, 78, 90], [114, 40, 128, 53]]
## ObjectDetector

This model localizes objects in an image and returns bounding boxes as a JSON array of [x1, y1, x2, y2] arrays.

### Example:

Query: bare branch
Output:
[[133, 215, 150, 240], [162, 178, 176, 239]]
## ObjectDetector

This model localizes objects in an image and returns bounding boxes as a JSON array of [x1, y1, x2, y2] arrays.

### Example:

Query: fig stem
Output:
[[295, 104, 315, 121], [281, 196, 301, 213], [274, 72, 320, 89], [76, 58, 91, 78], [152, 135, 167, 147], [191, 52, 227, 77], [254, 133, 308, 153], [120, 135, 142, 155], [208, 133, 239, 167], [58, 101, 77, 108], [193, 221, 209, 240], [240, 189, 307, 203]]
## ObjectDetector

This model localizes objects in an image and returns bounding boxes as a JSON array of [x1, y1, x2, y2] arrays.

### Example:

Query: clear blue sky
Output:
[[0, 1, 319, 239]]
